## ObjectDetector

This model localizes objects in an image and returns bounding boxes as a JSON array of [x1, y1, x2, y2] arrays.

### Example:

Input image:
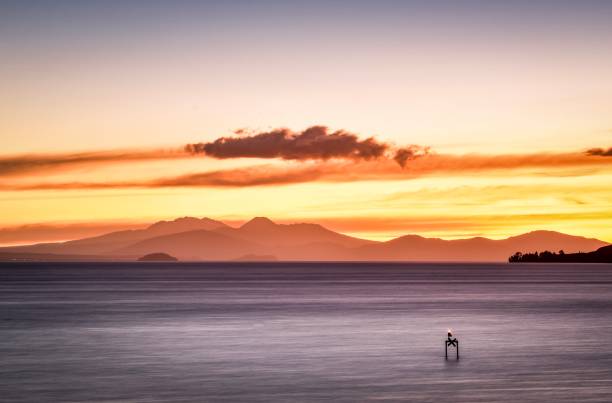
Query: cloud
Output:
[[2, 149, 612, 191], [2, 123, 611, 182], [1, 122, 611, 189], [151, 165, 328, 187], [186, 126, 393, 162], [586, 147, 612, 156], [0, 126, 425, 178], [0, 164, 332, 190], [393, 145, 431, 167], [0, 149, 186, 177]]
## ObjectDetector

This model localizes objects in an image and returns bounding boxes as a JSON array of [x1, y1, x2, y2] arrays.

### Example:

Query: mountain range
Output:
[[0, 216, 607, 262]]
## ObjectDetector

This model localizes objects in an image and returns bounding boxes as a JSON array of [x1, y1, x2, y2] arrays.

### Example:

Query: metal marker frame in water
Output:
[[445, 338, 459, 360]]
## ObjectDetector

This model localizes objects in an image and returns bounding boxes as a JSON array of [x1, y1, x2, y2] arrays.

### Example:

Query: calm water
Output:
[[1, 262, 612, 402]]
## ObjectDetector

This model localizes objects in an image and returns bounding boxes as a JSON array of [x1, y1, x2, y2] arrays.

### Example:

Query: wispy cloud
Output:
[[0, 164, 330, 190], [1, 149, 611, 190], [0, 149, 186, 177], [0, 125, 610, 189]]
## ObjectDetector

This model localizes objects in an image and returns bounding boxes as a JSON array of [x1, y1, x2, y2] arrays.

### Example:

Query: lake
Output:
[[1, 262, 612, 402]]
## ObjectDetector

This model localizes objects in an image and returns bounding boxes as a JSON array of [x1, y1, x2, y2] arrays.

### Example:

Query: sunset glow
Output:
[[1, 0, 611, 245]]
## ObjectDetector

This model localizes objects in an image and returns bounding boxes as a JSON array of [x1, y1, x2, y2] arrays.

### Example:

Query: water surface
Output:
[[1, 262, 612, 402]]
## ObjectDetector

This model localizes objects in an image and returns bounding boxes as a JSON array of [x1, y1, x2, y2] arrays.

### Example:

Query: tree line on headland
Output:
[[509, 245, 612, 263]]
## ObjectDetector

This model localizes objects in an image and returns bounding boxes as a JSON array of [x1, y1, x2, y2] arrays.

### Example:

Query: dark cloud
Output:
[[393, 145, 430, 168], [586, 147, 612, 157], [186, 126, 390, 162]]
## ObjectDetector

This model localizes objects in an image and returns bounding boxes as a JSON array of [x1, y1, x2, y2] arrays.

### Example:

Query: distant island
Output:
[[509, 245, 612, 263], [137, 252, 178, 262]]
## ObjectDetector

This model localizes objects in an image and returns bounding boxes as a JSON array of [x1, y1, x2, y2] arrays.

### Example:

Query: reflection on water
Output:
[[1, 262, 612, 402]]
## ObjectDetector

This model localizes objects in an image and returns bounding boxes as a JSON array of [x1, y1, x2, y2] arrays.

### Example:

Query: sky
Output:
[[0, 0, 611, 244]]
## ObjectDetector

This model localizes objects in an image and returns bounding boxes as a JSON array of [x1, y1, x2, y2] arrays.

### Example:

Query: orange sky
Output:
[[1, 1, 611, 245]]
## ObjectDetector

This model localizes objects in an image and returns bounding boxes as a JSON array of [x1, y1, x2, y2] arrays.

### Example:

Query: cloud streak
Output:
[[0, 149, 186, 177], [0, 165, 331, 190], [0, 126, 610, 189], [2, 149, 611, 191]]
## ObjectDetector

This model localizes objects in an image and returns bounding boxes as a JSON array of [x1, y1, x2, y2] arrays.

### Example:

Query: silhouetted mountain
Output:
[[355, 235, 498, 261], [116, 217, 370, 260], [0, 217, 228, 255], [0, 217, 607, 262], [509, 245, 612, 263], [503, 230, 604, 253], [240, 217, 276, 231], [213, 217, 372, 248], [146, 217, 228, 234], [354, 231, 607, 261]]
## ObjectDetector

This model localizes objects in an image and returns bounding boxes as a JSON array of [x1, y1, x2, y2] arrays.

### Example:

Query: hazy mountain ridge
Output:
[[1, 217, 230, 256], [353, 230, 607, 261], [0, 217, 607, 262], [215, 217, 373, 248]]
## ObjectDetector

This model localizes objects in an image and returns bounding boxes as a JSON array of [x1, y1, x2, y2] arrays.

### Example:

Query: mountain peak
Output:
[[148, 216, 194, 229], [507, 230, 595, 241], [147, 216, 228, 232], [240, 217, 276, 230], [523, 230, 563, 236]]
